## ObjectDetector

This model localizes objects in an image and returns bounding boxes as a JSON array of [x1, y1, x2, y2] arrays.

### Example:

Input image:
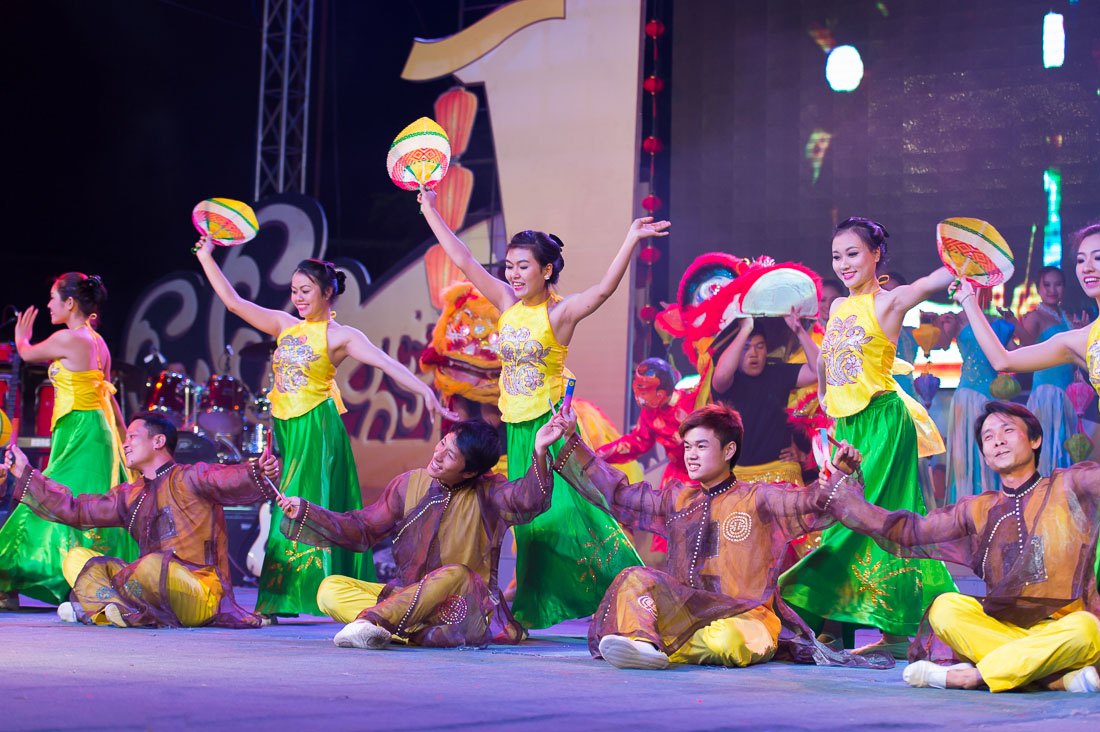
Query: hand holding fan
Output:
[[936, 218, 1014, 288], [387, 117, 451, 191], [191, 198, 259, 253]]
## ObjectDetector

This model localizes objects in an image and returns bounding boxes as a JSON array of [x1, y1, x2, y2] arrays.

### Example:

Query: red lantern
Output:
[[645, 20, 666, 39], [424, 244, 464, 311], [641, 194, 662, 213], [642, 75, 665, 94], [639, 245, 661, 265], [434, 162, 474, 232], [642, 136, 663, 155], [639, 305, 658, 323], [434, 87, 478, 159]]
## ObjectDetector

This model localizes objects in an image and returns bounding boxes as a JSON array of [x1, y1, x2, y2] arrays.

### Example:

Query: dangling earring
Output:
[[544, 276, 550, 281]]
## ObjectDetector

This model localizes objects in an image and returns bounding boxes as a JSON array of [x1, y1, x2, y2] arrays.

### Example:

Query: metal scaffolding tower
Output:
[[253, 0, 315, 200]]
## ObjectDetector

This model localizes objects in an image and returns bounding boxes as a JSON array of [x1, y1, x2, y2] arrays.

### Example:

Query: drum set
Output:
[[142, 343, 276, 465]]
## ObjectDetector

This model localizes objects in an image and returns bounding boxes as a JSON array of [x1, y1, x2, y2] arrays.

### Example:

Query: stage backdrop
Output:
[[667, 0, 1100, 310]]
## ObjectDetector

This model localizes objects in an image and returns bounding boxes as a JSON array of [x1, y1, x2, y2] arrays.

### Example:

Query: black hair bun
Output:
[[80, 274, 108, 305], [333, 269, 347, 295], [548, 233, 565, 250]]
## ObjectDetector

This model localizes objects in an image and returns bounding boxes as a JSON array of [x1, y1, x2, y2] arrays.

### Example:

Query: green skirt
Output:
[[0, 409, 138, 605], [779, 392, 957, 636], [508, 410, 642, 629], [256, 398, 375, 615]]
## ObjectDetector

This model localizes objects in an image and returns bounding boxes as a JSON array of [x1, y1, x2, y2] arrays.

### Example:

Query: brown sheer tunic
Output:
[[11, 460, 277, 628], [826, 463, 1100, 661], [282, 454, 553, 647], [552, 435, 892, 668]]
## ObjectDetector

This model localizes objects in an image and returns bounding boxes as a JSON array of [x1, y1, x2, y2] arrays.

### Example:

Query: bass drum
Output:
[[198, 375, 248, 437]]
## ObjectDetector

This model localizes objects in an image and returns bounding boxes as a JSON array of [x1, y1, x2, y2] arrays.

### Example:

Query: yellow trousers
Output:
[[64, 548, 221, 627], [928, 592, 1100, 692], [665, 605, 781, 667], [316, 574, 386, 624]]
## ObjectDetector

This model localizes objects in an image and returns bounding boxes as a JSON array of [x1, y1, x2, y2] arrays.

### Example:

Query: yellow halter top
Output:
[[269, 318, 346, 420], [820, 292, 898, 418], [1086, 318, 1100, 397], [48, 324, 117, 429], [497, 293, 569, 423]]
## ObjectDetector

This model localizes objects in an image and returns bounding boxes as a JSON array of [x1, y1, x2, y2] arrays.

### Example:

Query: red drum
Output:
[[35, 383, 54, 437], [144, 371, 193, 427], [198, 375, 248, 436]]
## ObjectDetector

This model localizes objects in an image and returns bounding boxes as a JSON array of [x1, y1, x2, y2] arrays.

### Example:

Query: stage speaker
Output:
[[224, 503, 261, 586]]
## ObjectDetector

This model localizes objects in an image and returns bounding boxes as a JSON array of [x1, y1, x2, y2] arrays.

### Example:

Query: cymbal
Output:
[[239, 341, 276, 361]]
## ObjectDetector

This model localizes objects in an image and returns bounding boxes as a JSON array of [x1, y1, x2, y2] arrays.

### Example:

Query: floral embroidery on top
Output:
[[273, 333, 321, 394], [1088, 334, 1100, 395], [499, 324, 550, 396], [48, 362, 60, 383], [821, 314, 873, 387]]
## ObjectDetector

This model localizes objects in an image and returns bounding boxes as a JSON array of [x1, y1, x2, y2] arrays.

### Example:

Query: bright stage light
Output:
[[826, 45, 863, 92], [1043, 13, 1065, 69]]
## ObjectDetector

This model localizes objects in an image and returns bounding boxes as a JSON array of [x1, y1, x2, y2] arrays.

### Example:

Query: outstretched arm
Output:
[[419, 188, 515, 312], [711, 317, 754, 394], [13, 307, 79, 364], [279, 472, 406, 552], [885, 266, 955, 316], [338, 326, 454, 424], [551, 218, 671, 344], [5, 446, 127, 529], [194, 237, 295, 337], [955, 280, 1084, 372]]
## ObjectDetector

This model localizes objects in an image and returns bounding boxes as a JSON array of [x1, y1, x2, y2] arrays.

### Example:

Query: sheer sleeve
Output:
[[12, 467, 127, 530], [1058, 462, 1100, 505], [282, 472, 406, 551], [553, 434, 675, 536], [484, 452, 554, 525], [827, 478, 981, 566], [188, 460, 276, 505], [755, 473, 844, 539]]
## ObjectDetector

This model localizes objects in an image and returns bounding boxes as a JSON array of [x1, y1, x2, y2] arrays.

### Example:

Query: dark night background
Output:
[[4, 0, 1100, 367]]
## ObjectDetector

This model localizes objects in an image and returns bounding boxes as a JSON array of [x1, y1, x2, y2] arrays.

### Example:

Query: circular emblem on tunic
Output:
[[439, 594, 468, 625], [95, 586, 116, 600], [637, 594, 658, 618], [722, 512, 752, 543], [124, 579, 142, 598]]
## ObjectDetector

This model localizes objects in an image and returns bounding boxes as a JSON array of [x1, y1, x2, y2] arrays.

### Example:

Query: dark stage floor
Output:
[[3, 589, 1099, 731]]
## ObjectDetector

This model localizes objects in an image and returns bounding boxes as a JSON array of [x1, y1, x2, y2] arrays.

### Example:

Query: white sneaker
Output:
[[57, 602, 78, 623], [598, 634, 670, 670], [902, 660, 974, 689], [1063, 666, 1100, 693], [103, 604, 128, 628], [333, 619, 392, 649]]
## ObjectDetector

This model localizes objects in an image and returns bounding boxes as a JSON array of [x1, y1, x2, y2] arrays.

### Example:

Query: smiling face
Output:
[[1038, 270, 1065, 307], [979, 412, 1040, 476], [831, 229, 880, 293], [682, 426, 736, 486], [290, 271, 331, 321], [46, 284, 71, 324], [122, 419, 167, 470], [426, 432, 474, 484], [739, 333, 768, 376], [504, 245, 551, 301], [1075, 234, 1100, 301]]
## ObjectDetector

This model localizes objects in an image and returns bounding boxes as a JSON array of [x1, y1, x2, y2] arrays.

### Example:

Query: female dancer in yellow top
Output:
[[0, 273, 136, 609], [779, 217, 957, 657], [196, 238, 450, 616], [419, 186, 670, 628]]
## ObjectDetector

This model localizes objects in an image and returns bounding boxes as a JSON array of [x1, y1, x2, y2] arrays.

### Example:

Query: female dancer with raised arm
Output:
[[779, 217, 957, 658], [419, 187, 669, 628], [196, 238, 450, 617], [0, 273, 137, 609]]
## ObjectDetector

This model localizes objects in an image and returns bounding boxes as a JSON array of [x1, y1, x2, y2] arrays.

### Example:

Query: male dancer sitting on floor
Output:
[[276, 419, 560, 649], [1, 412, 281, 628], [545, 403, 889, 671], [822, 400, 1100, 693]]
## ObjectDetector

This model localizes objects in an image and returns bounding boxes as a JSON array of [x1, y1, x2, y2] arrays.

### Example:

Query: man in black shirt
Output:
[[710, 313, 819, 485]]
